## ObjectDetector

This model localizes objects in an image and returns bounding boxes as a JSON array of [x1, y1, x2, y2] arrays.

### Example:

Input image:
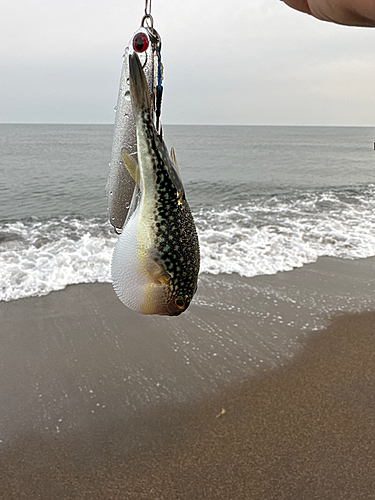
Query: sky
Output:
[[1, 0, 375, 126]]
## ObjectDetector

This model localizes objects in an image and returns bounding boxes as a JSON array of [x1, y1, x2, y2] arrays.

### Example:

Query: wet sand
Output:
[[1, 258, 375, 498]]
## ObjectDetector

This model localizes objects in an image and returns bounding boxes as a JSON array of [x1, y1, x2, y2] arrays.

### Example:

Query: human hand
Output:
[[281, 0, 375, 26]]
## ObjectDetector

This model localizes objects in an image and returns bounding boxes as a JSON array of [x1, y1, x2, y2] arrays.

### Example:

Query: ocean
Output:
[[2, 124, 375, 491], [1, 123, 375, 302]]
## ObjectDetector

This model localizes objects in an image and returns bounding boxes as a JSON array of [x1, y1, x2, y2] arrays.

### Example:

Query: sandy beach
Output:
[[1, 257, 375, 499]]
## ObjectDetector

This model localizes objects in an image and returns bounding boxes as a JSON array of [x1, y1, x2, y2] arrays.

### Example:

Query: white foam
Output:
[[196, 186, 375, 277], [0, 218, 115, 301], [1, 186, 375, 301]]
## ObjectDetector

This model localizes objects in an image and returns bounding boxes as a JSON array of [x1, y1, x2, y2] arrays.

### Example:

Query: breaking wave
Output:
[[1, 184, 375, 301]]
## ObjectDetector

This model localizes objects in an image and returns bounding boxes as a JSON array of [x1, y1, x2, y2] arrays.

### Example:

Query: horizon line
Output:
[[0, 122, 373, 128]]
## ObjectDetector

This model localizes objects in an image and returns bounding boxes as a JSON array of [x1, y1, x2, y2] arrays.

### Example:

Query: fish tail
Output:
[[129, 53, 151, 115]]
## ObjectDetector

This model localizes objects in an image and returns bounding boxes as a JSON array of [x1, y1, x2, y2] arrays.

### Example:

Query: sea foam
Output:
[[1, 185, 375, 301], [197, 186, 375, 276], [0, 217, 114, 302]]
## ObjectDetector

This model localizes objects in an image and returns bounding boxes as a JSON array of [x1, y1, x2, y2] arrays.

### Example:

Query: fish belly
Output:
[[111, 211, 149, 312]]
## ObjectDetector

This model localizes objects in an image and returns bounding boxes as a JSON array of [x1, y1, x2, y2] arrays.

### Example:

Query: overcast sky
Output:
[[1, 0, 374, 126]]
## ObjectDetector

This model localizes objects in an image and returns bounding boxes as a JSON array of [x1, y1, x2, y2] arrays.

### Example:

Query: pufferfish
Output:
[[111, 52, 200, 316]]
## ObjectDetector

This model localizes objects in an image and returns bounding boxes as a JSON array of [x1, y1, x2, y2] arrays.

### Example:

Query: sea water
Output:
[[1, 124, 375, 302]]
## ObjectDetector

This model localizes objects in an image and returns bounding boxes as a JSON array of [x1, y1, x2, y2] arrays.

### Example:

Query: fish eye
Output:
[[133, 33, 149, 53], [173, 298, 185, 310]]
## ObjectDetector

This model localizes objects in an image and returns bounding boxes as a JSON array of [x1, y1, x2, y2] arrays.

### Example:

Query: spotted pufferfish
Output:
[[111, 52, 200, 316]]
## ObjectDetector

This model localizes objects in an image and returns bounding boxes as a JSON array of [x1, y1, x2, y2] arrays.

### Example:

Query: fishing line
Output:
[[142, 0, 153, 29], [140, 0, 163, 135], [144, 0, 151, 17]]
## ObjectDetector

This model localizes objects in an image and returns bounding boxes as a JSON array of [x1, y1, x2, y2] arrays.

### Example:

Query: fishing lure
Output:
[[106, 4, 163, 233]]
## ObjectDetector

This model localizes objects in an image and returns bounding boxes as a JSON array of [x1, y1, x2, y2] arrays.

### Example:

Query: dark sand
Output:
[[1, 258, 375, 499]]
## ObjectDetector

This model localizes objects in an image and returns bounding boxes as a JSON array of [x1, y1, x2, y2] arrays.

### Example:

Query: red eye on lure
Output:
[[133, 33, 149, 53]]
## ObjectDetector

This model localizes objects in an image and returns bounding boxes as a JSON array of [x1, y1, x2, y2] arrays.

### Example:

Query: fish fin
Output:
[[169, 148, 185, 203], [121, 149, 140, 187], [147, 258, 171, 285], [129, 53, 150, 113], [166, 155, 185, 200], [170, 146, 181, 175], [157, 272, 170, 285]]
